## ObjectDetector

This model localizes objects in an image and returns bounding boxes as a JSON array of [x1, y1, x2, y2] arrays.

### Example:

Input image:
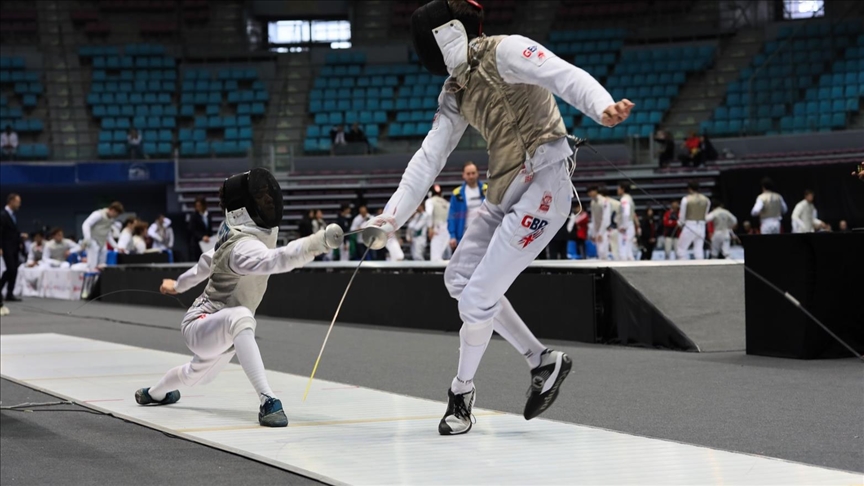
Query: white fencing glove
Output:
[[362, 215, 397, 250], [304, 224, 344, 255]]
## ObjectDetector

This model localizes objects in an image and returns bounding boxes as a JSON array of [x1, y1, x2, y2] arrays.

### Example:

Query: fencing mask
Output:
[[221, 168, 284, 229], [411, 0, 484, 76]]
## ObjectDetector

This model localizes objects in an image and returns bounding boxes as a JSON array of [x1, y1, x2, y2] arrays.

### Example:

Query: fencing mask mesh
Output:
[[221, 168, 284, 229], [411, 0, 484, 76]]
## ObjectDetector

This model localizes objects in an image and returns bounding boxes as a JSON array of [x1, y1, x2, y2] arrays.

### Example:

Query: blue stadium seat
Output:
[[251, 103, 265, 116], [304, 138, 318, 152], [112, 143, 127, 157], [112, 130, 125, 142], [847, 98, 860, 111], [180, 141, 195, 156], [729, 106, 743, 119], [714, 106, 728, 120], [98, 143, 113, 157], [237, 115, 252, 127], [102, 118, 116, 130], [194, 141, 210, 156], [831, 112, 845, 128], [143, 142, 157, 156]]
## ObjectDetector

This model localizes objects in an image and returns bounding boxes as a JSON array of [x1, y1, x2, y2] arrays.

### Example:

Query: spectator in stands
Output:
[[679, 131, 702, 168], [1, 125, 19, 161], [791, 189, 825, 233], [347, 123, 370, 153], [750, 177, 787, 234], [330, 124, 347, 154], [131, 221, 148, 254], [127, 128, 143, 159], [298, 210, 314, 238], [350, 205, 373, 260], [700, 133, 718, 164], [116, 217, 138, 253], [335, 203, 353, 261], [567, 202, 589, 259], [44, 227, 80, 266], [187, 196, 212, 262], [654, 130, 675, 168], [639, 207, 659, 260], [1, 193, 24, 302], [837, 220, 849, 232], [24, 231, 44, 267], [661, 200, 681, 259], [311, 209, 329, 261], [448, 161, 486, 251], [148, 215, 174, 251]]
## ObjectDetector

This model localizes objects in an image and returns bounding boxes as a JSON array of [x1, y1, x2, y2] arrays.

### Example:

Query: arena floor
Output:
[[1, 299, 862, 485]]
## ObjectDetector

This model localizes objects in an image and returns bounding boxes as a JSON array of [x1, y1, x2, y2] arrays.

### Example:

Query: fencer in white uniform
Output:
[[148, 215, 175, 251], [42, 228, 80, 268], [791, 190, 824, 233], [750, 177, 787, 234], [677, 180, 710, 260], [135, 168, 343, 427], [362, 0, 633, 436], [407, 204, 431, 260], [706, 201, 737, 259], [426, 185, 451, 261], [616, 183, 636, 261], [81, 202, 124, 271], [586, 186, 611, 260]]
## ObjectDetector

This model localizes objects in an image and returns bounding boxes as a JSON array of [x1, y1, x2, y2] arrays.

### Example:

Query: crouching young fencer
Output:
[[362, 0, 633, 435], [134, 168, 343, 427]]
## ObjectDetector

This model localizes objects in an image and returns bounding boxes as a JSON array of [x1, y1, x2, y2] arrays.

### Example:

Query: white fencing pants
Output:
[[429, 223, 450, 262], [607, 229, 620, 260], [711, 232, 731, 258], [445, 161, 571, 328], [618, 225, 635, 261], [86, 241, 108, 271], [385, 236, 404, 261], [663, 236, 678, 259], [410, 237, 427, 261], [594, 232, 609, 260], [149, 306, 258, 397], [677, 221, 705, 260], [761, 219, 781, 234], [339, 241, 350, 261]]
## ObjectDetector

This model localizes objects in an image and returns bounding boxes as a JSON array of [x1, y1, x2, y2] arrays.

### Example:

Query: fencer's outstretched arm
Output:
[[228, 228, 341, 276], [174, 249, 214, 293], [379, 92, 469, 229], [495, 35, 617, 125]]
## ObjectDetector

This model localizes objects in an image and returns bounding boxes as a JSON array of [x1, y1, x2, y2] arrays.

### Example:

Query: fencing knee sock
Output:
[[233, 329, 276, 404], [149, 365, 184, 401], [493, 297, 546, 369], [452, 319, 494, 394]]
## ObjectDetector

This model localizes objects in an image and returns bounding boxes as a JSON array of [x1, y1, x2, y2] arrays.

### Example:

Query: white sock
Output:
[[233, 329, 276, 405], [493, 297, 546, 368], [452, 323, 492, 394], [149, 365, 184, 401]]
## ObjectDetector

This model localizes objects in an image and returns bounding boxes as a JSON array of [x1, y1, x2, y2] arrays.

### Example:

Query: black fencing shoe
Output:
[[135, 387, 180, 406], [524, 350, 572, 420], [259, 396, 289, 427], [438, 388, 476, 435]]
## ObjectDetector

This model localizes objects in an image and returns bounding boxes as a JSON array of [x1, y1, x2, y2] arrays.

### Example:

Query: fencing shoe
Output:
[[438, 388, 476, 435], [135, 387, 180, 405], [259, 396, 288, 427], [523, 349, 572, 420]]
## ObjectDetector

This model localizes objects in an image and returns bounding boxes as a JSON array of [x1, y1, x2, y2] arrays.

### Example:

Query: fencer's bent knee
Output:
[[227, 306, 256, 338], [460, 319, 494, 346], [444, 265, 465, 299]]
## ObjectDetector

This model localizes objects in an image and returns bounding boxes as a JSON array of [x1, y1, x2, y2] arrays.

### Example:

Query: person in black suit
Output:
[[187, 196, 213, 262], [1, 193, 24, 304]]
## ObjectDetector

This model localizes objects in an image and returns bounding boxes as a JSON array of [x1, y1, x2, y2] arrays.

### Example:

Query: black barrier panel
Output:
[[742, 233, 864, 359], [607, 269, 699, 351], [100, 267, 597, 343]]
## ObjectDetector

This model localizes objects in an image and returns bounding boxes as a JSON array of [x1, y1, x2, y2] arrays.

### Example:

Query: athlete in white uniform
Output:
[[750, 177, 787, 234], [134, 168, 343, 427], [42, 228, 80, 267], [791, 190, 824, 233], [361, 0, 633, 435], [677, 180, 710, 260], [706, 200, 737, 259], [616, 182, 636, 261], [586, 186, 611, 260], [426, 185, 451, 261], [81, 202, 124, 271], [406, 204, 431, 260]]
